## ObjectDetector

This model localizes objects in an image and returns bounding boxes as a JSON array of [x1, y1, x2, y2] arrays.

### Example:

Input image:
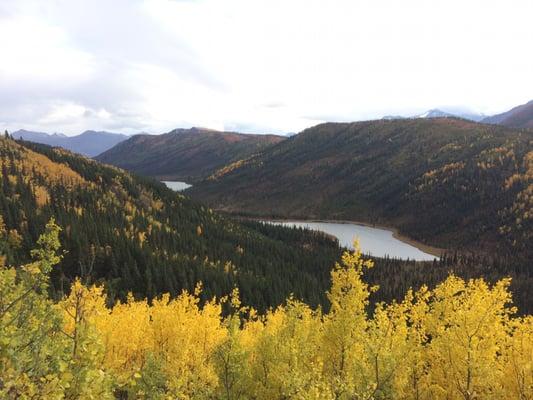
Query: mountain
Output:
[[96, 127, 285, 182], [482, 100, 533, 129], [12, 129, 129, 157], [414, 109, 486, 121], [188, 118, 533, 259], [11, 129, 67, 145], [415, 109, 455, 118]]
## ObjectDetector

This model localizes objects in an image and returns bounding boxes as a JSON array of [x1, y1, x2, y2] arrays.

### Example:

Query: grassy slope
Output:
[[188, 118, 533, 256], [96, 127, 285, 182]]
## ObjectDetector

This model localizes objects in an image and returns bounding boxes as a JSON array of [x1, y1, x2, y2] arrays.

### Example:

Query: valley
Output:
[[3, 2, 533, 397], [185, 118, 532, 260], [88, 117, 532, 314]]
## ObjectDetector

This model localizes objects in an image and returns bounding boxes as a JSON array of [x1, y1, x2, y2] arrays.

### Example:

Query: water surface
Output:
[[269, 220, 437, 261], [162, 181, 192, 191]]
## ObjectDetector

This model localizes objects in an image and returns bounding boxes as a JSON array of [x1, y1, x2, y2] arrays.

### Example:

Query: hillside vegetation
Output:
[[188, 118, 533, 258], [96, 127, 285, 181], [0, 136, 340, 311], [1, 224, 531, 398]]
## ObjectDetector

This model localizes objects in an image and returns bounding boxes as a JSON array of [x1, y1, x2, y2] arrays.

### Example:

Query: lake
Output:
[[268, 220, 438, 261], [162, 181, 192, 191]]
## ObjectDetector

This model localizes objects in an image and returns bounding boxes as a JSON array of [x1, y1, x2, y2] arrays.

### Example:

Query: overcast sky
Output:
[[1, 0, 532, 136]]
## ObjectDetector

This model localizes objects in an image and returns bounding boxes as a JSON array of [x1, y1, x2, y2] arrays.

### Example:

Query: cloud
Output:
[[1, 0, 533, 135]]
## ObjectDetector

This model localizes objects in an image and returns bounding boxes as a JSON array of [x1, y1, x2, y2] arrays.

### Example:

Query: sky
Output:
[[1, 0, 533, 136]]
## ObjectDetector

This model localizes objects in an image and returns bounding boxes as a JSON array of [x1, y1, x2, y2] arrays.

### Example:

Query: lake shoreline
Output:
[[259, 217, 445, 258]]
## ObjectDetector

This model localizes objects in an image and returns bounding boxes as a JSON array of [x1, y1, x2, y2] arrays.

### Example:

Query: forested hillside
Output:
[[2, 135, 531, 315], [0, 136, 339, 310], [96, 127, 285, 182], [188, 118, 533, 258]]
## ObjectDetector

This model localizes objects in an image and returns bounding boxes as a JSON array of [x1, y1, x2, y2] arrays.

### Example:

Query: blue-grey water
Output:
[[162, 181, 192, 191], [269, 221, 437, 261]]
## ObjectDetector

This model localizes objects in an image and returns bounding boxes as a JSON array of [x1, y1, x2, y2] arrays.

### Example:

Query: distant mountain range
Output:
[[11, 129, 129, 157], [383, 100, 533, 127], [383, 109, 487, 122], [481, 100, 533, 129], [96, 127, 285, 181], [414, 109, 487, 122]]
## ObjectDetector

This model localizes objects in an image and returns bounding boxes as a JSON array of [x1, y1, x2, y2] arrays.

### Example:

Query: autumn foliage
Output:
[[0, 222, 531, 399]]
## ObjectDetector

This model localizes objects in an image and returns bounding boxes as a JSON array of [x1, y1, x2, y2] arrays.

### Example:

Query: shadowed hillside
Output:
[[96, 127, 285, 182], [188, 118, 533, 258], [482, 100, 533, 129]]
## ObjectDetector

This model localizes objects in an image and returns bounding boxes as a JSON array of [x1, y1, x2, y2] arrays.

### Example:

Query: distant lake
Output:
[[162, 181, 192, 191], [268, 220, 438, 261]]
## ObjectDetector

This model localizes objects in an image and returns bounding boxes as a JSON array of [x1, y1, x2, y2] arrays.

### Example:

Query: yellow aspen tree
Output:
[[0, 219, 68, 399], [500, 316, 533, 399], [59, 280, 113, 399], [243, 298, 326, 399], [360, 299, 411, 399], [321, 242, 375, 398], [149, 286, 225, 398], [422, 276, 514, 399], [214, 288, 250, 400], [94, 294, 153, 397]]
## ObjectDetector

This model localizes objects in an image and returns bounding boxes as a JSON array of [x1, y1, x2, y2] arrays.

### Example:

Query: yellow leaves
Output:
[[59, 279, 108, 335], [152, 198, 164, 211], [33, 184, 50, 206], [501, 316, 533, 398], [17, 142, 88, 188], [6, 239, 530, 398], [196, 225, 203, 236], [418, 162, 466, 191], [208, 158, 250, 181], [7, 228, 22, 249], [228, 287, 242, 310], [148, 291, 225, 397], [96, 296, 152, 386], [327, 240, 374, 315], [138, 231, 147, 247], [65, 285, 226, 397], [7, 174, 17, 185]]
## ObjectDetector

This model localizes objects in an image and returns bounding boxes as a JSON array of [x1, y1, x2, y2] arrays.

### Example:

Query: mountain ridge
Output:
[[96, 127, 285, 182], [11, 129, 129, 157], [482, 100, 533, 129]]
